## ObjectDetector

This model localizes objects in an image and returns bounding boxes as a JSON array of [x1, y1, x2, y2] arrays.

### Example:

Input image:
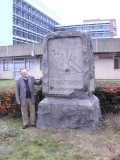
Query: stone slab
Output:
[[36, 95, 101, 130], [42, 31, 95, 99]]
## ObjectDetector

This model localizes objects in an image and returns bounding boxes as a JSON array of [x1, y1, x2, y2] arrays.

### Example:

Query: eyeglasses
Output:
[[21, 71, 27, 74]]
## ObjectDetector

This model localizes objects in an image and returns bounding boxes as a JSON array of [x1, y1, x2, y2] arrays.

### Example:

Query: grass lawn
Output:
[[0, 80, 16, 88], [0, 79, 120, 159], [0, 115, 120, 160]]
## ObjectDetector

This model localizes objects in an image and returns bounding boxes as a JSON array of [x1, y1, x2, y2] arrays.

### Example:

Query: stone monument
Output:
[[36, 31, 101, 130]]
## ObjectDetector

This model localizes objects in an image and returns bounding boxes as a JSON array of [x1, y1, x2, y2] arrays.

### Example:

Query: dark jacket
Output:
[[15, 75, 42, 106]]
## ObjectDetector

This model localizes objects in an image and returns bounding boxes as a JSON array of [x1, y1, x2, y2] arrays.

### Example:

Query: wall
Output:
[[95, 59, 120, 79], [27, 70, 43, 79], [0, 71, 13, 79], [1, 38, 120, 57], [0, 70, 43, 79], [0, 43, 43, 57], [92, 38, 120, 53]]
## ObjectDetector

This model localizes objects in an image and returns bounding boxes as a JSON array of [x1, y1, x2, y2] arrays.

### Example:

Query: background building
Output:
[[54, 19, 117, 38], [0, 0, 60, 46], [0, 38, 120, 80]]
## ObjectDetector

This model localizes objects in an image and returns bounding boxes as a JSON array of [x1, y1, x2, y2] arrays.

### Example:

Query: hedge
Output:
[[0, 85, 44, 118], [0, 83, 120, 117]]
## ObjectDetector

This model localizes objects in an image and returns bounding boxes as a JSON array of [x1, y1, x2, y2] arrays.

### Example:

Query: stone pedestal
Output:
[[36, 31, 101, 130], [37, 95, 101, 130]]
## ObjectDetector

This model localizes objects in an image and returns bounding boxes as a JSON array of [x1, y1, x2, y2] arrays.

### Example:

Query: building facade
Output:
[[54, 19, 117, 38], [0, 0, 60, 46], [1, 38, 120, 80]]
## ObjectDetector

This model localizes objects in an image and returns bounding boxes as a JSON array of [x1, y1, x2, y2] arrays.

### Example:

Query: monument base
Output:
[[36, 95, 101, 130]]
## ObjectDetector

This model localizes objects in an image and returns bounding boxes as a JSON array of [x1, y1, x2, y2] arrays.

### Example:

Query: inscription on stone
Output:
[[48, 37, 83, 95]]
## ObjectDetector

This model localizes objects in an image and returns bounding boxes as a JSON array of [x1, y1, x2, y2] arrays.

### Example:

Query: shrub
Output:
[[0, 82, 120, 117], [0, 88, 21, 117], [0, 85, 44, 118], [94, 84, 120, 115]]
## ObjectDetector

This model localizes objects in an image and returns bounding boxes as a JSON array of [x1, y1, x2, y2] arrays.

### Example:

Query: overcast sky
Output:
[[39, 0, 120, 36]]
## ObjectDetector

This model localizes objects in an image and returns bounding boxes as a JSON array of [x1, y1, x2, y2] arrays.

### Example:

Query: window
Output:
[[22, 2, 26, 9], [22, 32, 27, 38], [14, 61, 25, 71], [37, 11, 39, 16], [54, 28, 59, 32], [28, 24, 30, 30], [32, 17, 35, 22], [3, 59, 13, 71], [74, 27, 80, 31], [28, 15, 31, 21], [22, 22, 26, 28], [98, 24, 103, 29], [40, 22, 42, 26], [37, 36, 40, 41], [28, 33, 31, 39], [67, 27, 72, 31], [25, 58, 36, 70], [28, 6, 31, 12], [22, 12, 25, 18], [13, 17, 16, 25], [13, 6, 15, 14], [36, 19, 39, 24], [114, 55, 120, 69], [60, 27, 66, 31], [33, 35, 36, 41], [13, 29, 16, 36], [16, 19, 21, 26], [32, 9, 35, 14], [0, 59, 3, 71], [16, 0, 21, 5], [37, 28, 40, 33], [17, 9, 21, 16], [17, 30, 21, 37]]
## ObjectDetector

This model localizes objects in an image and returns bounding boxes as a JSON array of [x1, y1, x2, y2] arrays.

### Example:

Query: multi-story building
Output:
[[0, 0, 60, 46], [54, 19, 117, 38]]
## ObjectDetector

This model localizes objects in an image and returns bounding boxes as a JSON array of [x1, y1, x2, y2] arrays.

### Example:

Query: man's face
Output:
[[20, 69, 28, 78]]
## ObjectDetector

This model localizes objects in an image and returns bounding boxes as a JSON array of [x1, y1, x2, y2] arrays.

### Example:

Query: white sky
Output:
[[39, 0, 120, 36]]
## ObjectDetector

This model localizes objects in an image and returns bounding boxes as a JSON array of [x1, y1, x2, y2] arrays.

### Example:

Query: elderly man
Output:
[[15, 68, 42, 129]]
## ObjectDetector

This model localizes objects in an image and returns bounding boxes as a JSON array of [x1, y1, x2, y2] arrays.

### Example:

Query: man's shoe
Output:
[[31, 124, 36, 127], [22, 125, 28, 129]]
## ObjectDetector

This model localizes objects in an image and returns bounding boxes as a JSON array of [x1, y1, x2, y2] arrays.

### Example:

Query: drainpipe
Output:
[[96, 38, 98, 53]]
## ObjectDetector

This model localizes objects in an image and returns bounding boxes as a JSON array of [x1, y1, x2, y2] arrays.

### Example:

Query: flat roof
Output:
[[55, 21, 110, 27]]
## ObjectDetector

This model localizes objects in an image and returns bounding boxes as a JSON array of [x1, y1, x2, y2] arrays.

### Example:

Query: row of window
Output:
[[13, 17, 53, 32], [0, 57, 120, 75], [13, 27, 46, 40], [0, 58, 38, 71], [91, 32, 110, 37], [13, 1, 58, 26], [13, 7, 57, 26], [82, 24, 110, 30], [13, 40, 34, 44], [13, 27, 43, 37], [14, 0, 45, 16], [55, 24, 111, 32], [0, 57, 42, 71], [0, 57, 42, 79], [13, 38, 43, 45]]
